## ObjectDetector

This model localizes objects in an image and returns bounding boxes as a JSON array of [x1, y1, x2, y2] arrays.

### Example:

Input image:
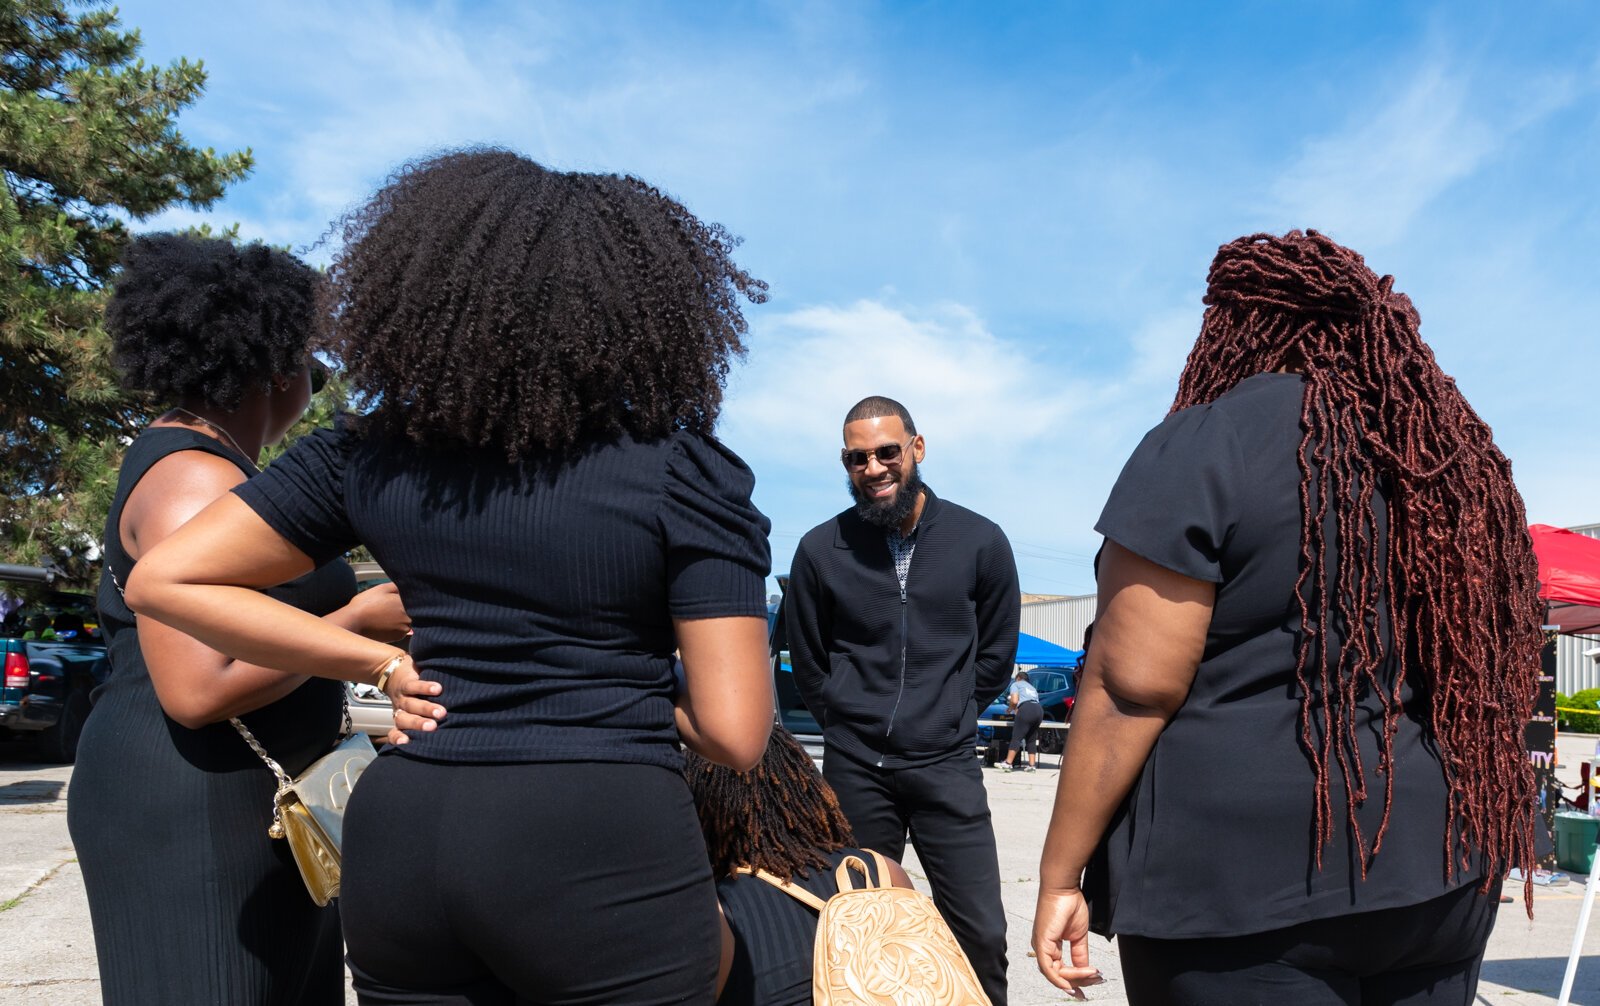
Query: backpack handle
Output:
[[833, 849, 892, 892], [734, 848, 894, 913]]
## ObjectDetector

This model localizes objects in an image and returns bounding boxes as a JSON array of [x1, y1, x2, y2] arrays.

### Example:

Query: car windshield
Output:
[[1031, 670, 1068, 692], [0, 592, 101, 641]]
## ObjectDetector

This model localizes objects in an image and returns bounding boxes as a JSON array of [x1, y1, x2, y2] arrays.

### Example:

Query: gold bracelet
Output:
[[372, 653, 405, 693]]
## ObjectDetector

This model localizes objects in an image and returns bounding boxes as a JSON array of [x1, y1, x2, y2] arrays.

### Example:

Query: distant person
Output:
[[68, 234, 410, 1005], [124, 149, 775, 1004], [787, 395, 1019, 1005], [684, 725, 916, 1005], [999, 670, 1042, 773], [1031, 231, 1546, 1005]]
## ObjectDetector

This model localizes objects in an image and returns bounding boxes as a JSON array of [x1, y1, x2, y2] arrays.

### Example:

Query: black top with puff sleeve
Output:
[[1087, 373, 1473, 939], [233, 422, 771, 769]]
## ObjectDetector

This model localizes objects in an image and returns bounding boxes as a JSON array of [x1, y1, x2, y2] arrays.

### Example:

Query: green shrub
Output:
[[1559, 689, 1600, 734]]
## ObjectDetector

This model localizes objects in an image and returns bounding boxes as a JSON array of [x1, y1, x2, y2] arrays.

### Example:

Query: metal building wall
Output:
[[1020, 595, 1097, 650], [1554, 523, 1600, 695], [1556, 632, 1600, 695]]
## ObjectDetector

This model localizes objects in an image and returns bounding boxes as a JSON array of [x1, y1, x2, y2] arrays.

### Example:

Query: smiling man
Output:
[[786, 395, 1020, 1005]]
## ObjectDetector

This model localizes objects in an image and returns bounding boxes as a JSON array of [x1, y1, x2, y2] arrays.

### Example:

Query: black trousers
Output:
[[823, 748, 1008, 1006], [340, 757, 721, 1005], [1117, 881, 1499, 1006], [1008, 702, 1044, 755]]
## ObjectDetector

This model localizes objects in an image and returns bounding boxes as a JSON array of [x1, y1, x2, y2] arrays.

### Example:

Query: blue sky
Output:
[[122, 1, 1599, 595]]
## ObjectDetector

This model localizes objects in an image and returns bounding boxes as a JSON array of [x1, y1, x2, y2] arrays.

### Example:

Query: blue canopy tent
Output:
[[1015, 632, 1083, 668]]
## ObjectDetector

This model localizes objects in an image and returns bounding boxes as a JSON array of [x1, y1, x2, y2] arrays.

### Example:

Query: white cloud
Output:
[[135, 0, 875, 254], [1270, 64, 1496, 248], [725, 299, 1077, 453], [1269, 57, 1591, 250]]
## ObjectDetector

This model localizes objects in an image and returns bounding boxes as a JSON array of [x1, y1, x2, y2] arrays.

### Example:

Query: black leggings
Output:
[[1008, 701, 1044, 755], [1117, 881, 1499, 1006], [340, 757, 721, 1005]]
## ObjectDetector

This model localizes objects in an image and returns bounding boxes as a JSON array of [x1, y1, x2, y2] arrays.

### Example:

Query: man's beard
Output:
[[848, 463, 925, 529]]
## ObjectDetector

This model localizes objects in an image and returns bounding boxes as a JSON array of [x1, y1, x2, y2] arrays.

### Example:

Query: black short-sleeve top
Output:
[[1087, 373, 1473, 939], [233, 423, 772, 769], [716, 848, 886, 1006]]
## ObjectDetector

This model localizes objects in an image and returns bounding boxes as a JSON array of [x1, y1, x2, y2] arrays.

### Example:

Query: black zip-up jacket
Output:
[[787, 487, 1020, 768]]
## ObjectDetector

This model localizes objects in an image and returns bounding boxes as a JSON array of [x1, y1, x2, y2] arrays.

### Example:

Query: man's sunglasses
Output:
[[840, 439, 914, 472]]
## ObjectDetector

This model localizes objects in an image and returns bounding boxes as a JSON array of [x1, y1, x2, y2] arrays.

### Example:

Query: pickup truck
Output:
[[0, 565, 109, 762]]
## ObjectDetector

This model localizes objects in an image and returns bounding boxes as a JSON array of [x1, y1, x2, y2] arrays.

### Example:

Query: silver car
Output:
[[345, 562, 398, 743]]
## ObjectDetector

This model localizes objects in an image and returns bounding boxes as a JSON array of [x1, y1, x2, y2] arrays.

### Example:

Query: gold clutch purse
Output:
[[232, 706, 378, 906]]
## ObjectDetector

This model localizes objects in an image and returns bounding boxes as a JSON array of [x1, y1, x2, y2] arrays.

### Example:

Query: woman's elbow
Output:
[[723, 726, 774, 772], [697, 718, 773, 772], [158, 691, 226, 731], [121, 552, 179, 619], [121, 561, 154, 615]]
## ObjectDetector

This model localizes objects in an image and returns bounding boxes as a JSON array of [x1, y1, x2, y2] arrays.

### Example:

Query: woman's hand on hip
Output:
[[1032, 886, 1102, 999], [383, 656, 445, 746]]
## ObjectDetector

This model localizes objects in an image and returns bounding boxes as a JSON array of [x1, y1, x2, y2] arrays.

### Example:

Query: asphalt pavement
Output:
[[5, 737, 1600, 1005]]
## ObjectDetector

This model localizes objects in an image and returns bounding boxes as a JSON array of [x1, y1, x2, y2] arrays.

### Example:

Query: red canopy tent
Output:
[[1531, 524, 1600, 635], [1531, 524, 1600, 1004]]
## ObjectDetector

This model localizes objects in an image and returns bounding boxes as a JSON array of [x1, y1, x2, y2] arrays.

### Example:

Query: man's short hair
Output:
[[844, 396, 917, 436]]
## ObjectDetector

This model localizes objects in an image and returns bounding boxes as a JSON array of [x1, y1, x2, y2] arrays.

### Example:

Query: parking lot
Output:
[[5, 737, 1600, 1005]]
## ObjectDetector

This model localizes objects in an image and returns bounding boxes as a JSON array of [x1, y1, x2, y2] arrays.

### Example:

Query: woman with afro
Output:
[[684, 726, 915, 1005], [124, 150, 776, 1004], [1031, 231, 1544, 1004], [69, 234, 412, 1005]]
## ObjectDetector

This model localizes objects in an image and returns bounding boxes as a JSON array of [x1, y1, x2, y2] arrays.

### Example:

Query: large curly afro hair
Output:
[[106, 233, 320, 411], [319, 148, 768, 459]]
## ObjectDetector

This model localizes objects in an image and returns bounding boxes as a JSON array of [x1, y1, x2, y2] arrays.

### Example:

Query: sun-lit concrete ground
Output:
[[5, 735, 1600, 1005]]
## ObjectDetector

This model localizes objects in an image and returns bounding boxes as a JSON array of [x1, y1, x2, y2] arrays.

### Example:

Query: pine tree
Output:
[[0, 0, 252, 582]]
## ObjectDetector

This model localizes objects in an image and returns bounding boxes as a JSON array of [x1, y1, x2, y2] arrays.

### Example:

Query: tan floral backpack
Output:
[[736, 848, 992, 1006]]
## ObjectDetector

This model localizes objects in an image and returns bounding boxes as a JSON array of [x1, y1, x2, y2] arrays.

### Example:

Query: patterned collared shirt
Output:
[[886, 526, 918, 593]]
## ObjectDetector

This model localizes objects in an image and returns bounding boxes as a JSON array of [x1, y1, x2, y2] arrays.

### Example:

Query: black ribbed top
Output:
[[717, 848, 884, 1006], [233, 422, 771, 768]]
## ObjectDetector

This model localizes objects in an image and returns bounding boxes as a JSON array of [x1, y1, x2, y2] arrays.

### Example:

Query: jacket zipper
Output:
[[878, 573, 911, 768]]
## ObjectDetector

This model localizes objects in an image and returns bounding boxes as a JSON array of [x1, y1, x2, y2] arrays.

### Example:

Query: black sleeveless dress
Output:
[[68, 427, 355, 1006]]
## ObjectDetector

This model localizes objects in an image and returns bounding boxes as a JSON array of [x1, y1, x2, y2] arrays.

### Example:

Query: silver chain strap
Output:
[[228, 716, 295, 838]]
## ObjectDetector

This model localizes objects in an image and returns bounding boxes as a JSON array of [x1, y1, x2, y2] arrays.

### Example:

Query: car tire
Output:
[[37, 686, 90, 764]]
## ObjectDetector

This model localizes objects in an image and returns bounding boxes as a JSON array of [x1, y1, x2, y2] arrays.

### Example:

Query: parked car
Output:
[[975, 666, 1078, 764], [344, 562, 403, 743], [0, 566, 109, 762], [767, 575, 825, 765]]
